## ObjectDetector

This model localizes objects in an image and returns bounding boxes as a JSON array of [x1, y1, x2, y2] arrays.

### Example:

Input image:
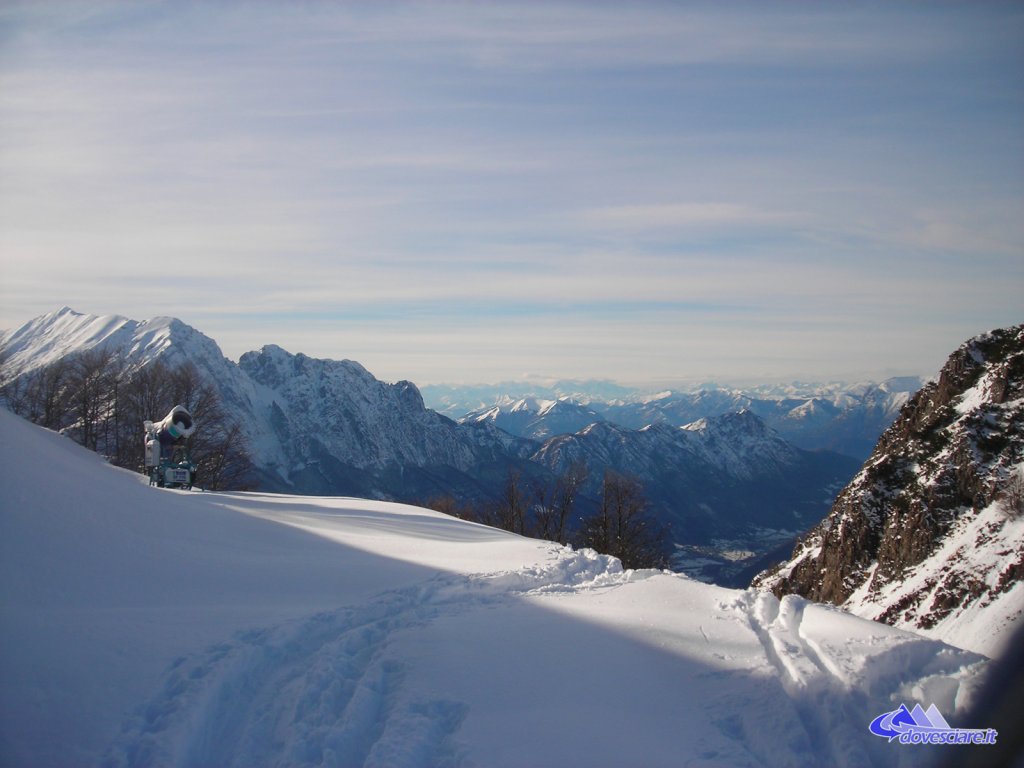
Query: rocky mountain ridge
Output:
[[754, 325, 1024, 654], [237, 344, 534, 499]]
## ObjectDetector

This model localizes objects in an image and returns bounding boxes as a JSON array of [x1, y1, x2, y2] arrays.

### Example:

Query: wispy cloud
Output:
[[580, 203, 801, 231]]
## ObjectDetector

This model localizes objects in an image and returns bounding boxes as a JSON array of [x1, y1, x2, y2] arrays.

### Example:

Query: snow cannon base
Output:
[[150, 458, 197, 490]]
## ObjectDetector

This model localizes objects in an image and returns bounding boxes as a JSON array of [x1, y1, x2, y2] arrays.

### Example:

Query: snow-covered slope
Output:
[[0, 408, 999, 767], [755, 326, 1024, 657]]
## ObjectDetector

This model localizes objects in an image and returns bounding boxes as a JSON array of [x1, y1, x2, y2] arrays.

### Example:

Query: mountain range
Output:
[[3, 307, 867, 581], [441, 377, 920, 461]]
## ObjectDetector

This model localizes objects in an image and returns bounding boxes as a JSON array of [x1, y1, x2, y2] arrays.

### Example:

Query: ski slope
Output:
[[0, 408, 994, 767]]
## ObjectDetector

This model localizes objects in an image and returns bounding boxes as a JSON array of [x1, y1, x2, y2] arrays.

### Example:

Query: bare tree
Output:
[[111, 361, 175, 471], [1, 369, 29, 416], [421, 494, 479, 522], [197, 419, 254, 491], [2, 359, 74, 431], [495, 467, 528, 535], [577, 470, 670, 570], [67, 348, 118, 451], [533, 461, 588, 544]]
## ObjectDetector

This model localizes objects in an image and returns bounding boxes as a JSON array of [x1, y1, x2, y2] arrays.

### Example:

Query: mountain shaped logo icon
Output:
[[869, 702, 996, 746], [869, 703, 950, 741]]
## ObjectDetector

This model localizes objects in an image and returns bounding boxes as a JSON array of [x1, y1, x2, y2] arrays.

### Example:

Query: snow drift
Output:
[[0, 408, 997, 767]]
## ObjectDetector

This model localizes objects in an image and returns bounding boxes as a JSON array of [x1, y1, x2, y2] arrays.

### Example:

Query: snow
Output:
[[843, 493, 1024, 658], [0, 408, 996, 767]]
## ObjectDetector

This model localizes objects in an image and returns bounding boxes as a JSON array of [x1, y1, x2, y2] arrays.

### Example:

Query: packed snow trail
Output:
[[0, 409, 993, 767], [106, 578, 470, 768]]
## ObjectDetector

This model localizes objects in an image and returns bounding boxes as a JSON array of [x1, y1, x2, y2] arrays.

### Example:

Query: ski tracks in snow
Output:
[[102, 548, 984, 768], [102, 547, 642, 768], [104, 578, 471, 768], [715, 590, 985, 768], [727, 591, 873, 766]]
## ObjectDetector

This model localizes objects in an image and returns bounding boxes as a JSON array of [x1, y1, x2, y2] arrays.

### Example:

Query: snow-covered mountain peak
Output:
[[0, 308, 233, 382], [637, 421, 676, 434], [0, 307, 137, 381], [681, 416, 709, 432], [459, 393, 604, 442], [641, 389, 678, 403], [500, 397, 541, 415], [239, 345, 379, 392], [123, 316, 187, 360], [237, 343, 504, 483], [683, 408, 772, 441], [878, 375, 925, 394]]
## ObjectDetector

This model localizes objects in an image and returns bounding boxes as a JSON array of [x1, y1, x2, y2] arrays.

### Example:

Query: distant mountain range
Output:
[[3, 307, 875, 582], [435, 377, 921, 462]]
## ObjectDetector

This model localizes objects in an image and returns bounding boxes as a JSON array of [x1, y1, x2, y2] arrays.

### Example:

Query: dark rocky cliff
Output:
[[754, 325, 1024, 643]]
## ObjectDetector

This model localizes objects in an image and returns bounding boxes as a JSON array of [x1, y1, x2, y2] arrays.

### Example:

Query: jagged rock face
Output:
[[238, 345, 519, 477], [755, 325, 1024, 645]]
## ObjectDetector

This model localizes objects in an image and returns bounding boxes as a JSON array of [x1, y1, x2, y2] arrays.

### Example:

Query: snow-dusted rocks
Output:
[[0, 408, 994, 767], [755, 326, 1024, 656]]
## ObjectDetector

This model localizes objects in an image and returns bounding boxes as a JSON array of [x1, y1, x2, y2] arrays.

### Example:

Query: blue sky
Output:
[[1, 1, 1021, 386]]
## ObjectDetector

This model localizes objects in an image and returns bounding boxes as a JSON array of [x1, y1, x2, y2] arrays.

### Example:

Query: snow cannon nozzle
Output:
[[158, 405, 195, 440]]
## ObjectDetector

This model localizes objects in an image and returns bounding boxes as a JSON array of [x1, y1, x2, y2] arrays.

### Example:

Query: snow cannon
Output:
[[144, 405, 197, 490]]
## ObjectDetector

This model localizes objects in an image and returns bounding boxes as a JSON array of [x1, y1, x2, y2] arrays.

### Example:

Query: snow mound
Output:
[[474, 547, 650, 594]]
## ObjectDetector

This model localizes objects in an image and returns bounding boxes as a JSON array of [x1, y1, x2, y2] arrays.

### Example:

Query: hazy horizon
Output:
[[2, 2, 1021, 386], [3, 304, 946, 392]]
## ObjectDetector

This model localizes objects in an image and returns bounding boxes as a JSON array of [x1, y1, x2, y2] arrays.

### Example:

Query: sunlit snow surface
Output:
[[0, 409, 991, 767]]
